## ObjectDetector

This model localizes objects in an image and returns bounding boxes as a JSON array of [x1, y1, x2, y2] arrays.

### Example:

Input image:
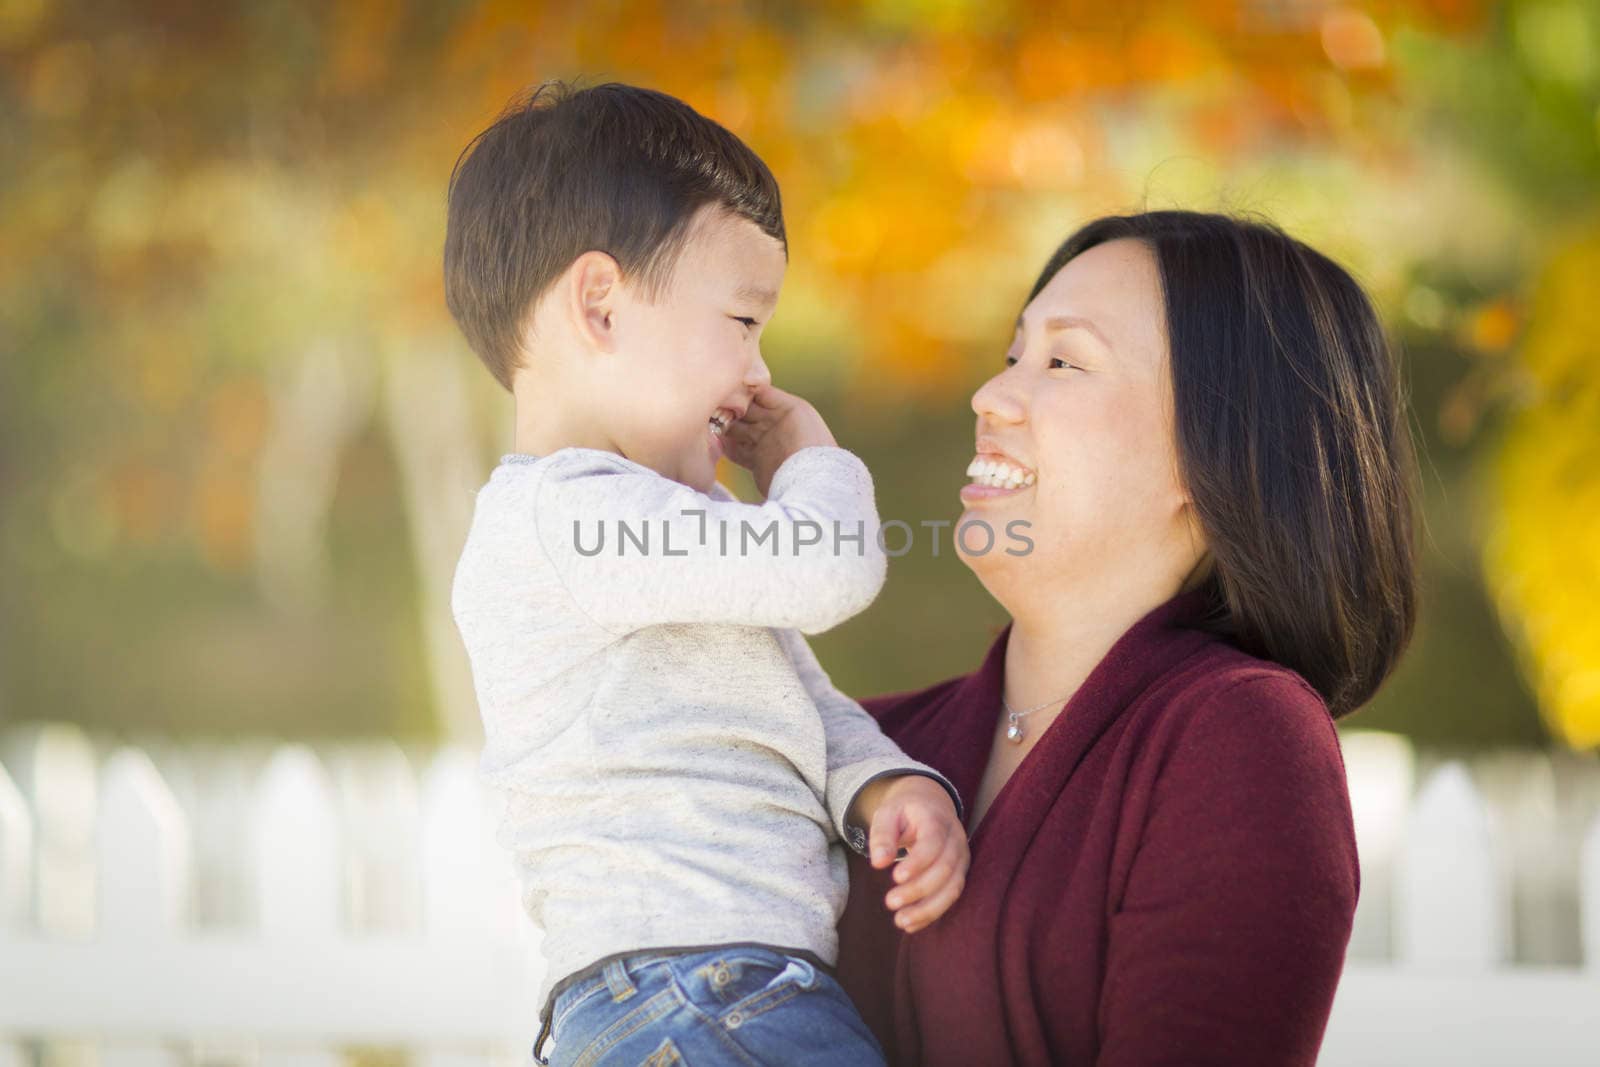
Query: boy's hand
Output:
[[854, 774, 970, 934], [720, 384, 837, 497]]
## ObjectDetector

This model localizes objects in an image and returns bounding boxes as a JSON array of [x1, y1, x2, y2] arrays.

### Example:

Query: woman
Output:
[[834, 211, 1418, 1066]]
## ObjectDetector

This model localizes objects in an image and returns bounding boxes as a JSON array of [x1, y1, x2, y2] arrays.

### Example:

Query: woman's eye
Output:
[[1004, 354, 1076, 370]]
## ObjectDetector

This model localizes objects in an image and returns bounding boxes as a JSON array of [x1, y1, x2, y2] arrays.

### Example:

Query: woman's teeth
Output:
[[966, 457, 1035, 489]]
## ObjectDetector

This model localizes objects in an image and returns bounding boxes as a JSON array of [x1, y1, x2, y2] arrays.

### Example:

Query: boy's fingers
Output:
[[895, 844, 971, 930], [868, 803, 904, 868], [884, 834, 962, 910], [748, 384, 786, 408], [888, 816, 947, 884], [897, 869, 966, 933]]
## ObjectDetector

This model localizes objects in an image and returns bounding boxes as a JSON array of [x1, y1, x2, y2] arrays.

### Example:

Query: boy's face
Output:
[[609, 205, 786, 493]]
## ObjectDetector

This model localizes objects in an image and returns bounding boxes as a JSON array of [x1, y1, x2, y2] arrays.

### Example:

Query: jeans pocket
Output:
[[690, 950, 796, 1007], [637, 1036, 684, 1067], [715, 956, 818, 1026], [566, 987, 681, 1067]]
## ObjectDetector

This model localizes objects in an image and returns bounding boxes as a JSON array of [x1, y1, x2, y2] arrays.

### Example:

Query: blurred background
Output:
[[0, 0, 1593, 751], [2, 0, 1599, 1062], [4, 0, 1599, 753]]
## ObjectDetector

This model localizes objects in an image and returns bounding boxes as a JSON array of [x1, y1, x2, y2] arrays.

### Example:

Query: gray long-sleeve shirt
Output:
[[448, 444, 960, 1032]]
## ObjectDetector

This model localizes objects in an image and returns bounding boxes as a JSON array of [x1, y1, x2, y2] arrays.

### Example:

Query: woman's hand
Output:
[[864, 775, 971, 934], [719, 383, 837, 497]]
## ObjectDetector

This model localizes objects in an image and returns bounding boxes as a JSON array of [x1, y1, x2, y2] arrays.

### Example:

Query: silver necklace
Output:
[[1000, 691, 1072, 744]]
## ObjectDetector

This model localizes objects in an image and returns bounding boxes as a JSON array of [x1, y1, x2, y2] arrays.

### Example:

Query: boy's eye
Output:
[[732, 316, 759, 331]]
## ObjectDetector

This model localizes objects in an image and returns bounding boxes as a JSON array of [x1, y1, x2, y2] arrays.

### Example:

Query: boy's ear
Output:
[[567, 251, 623, 353]]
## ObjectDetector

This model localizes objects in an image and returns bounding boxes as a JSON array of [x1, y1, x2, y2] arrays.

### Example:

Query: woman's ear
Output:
[[566, 251, 622, 353]]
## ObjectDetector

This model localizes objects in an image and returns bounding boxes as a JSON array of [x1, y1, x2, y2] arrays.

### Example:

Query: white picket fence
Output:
[[1, 724, 1597, 1067]]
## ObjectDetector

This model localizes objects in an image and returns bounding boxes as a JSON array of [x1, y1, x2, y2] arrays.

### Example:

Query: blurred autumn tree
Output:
[[1388, 0, 1600, 749], [6, 0, 1594, 751]]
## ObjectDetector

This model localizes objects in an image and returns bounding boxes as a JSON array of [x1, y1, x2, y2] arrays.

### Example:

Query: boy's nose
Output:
[[745, 352, 772, 389]]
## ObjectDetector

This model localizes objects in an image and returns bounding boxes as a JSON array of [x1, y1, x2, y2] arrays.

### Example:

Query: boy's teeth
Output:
[[964, 456, 1036, 489]]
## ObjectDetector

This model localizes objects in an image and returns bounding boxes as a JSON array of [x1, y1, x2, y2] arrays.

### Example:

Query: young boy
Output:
[[444, 82, 969, 1066]]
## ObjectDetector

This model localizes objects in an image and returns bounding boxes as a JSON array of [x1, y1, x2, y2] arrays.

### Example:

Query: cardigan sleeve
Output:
[[1097, 672, 1360, 1067]]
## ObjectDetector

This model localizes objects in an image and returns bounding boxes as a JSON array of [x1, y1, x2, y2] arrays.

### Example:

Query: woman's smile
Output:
[[960, 450, 1036, 504]]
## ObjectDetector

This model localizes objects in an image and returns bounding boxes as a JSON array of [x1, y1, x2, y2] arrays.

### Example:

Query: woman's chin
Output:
[[954, 516, 1029, 570], [957, 490, 1028, 536]]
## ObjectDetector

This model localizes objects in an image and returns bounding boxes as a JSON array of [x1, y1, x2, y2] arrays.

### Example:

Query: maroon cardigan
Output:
[[835, 587, 1359, 1066]]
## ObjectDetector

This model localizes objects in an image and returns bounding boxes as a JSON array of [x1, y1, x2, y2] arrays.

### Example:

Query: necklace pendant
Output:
[[1006, 716, 1025, 743]]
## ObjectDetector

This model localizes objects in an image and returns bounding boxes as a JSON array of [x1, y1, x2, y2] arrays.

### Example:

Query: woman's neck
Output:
[[998, 534, 1215, 711], [1000, 565, 1202, 714], [1002, 595, 1151, 714]]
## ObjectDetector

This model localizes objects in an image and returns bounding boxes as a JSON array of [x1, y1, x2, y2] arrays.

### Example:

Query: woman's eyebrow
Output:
[[1015, 312, 1112, 350]]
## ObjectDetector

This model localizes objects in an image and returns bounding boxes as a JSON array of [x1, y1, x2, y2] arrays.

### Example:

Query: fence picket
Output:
[[1396, 761, 1503, 968], [93, 751, 189, 1067], [1582, 807, 1600, 971], [419, 746, 520, 945], [1343, 730, 1415, 960], [252, 745, 342, 1067], [329, 741, 420, 933], [97, 748, 191, 937], [0, 761, 32, 932], [3, 723, 98, 936], [254, 745, 341, 940], [1472, 750, 1570, 963]]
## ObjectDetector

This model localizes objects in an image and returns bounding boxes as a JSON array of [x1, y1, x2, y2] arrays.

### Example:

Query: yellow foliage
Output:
[[1482, 224, 1600, 749]]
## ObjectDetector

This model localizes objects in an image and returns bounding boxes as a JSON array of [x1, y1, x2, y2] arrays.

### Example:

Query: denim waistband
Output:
[[532, 942, 832, 1065]]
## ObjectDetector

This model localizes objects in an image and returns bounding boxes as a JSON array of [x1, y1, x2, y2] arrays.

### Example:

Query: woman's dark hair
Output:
[[1028, 210, 1419, 718], [444, 81, 786, 392]]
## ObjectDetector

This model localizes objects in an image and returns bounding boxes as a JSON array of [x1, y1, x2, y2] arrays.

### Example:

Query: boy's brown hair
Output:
[[444, 81, 787, 392]]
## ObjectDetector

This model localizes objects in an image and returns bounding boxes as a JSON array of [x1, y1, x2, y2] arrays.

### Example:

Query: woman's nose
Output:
[[972, 371, 1025, 424]]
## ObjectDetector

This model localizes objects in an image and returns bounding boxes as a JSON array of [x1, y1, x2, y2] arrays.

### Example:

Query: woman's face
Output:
[[957, 237, 1205, 605]]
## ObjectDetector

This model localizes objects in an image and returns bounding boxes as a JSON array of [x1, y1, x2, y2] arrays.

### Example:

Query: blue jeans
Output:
[[538, 946, 888, 1066]]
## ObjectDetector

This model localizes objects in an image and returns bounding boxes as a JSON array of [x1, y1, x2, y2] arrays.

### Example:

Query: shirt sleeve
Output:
[[1097, 673, 1360, 1067], [532, 446, 887, 636], [769, 624, 963, 857]]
